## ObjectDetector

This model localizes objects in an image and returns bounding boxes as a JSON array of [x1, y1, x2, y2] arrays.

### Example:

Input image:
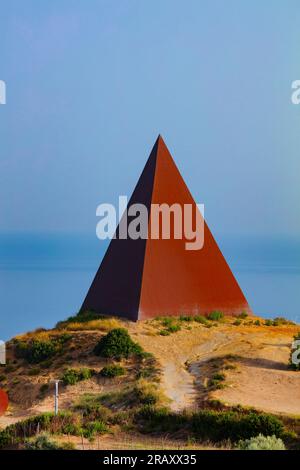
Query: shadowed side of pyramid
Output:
[[81, 138, 159, 321]]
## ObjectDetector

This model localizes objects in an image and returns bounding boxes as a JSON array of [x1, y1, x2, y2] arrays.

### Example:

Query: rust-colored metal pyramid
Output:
[[81, 136, 251, 320]]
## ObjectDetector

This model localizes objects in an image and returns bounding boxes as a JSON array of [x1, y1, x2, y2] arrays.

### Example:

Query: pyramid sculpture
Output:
[[81, 136, 251, 320]]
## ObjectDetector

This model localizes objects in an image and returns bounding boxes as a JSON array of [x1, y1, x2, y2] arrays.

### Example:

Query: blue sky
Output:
[[1, 1, 300, 238]]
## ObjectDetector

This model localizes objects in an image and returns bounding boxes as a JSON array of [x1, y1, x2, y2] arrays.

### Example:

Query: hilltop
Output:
[[0, 312, 300, 450]]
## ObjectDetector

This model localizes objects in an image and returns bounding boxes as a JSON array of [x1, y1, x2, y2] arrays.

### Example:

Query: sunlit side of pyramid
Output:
[[81, 136, 252, 321]]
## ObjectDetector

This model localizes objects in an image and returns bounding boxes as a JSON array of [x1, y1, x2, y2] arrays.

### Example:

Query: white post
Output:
[[54, 380, 59, 415]]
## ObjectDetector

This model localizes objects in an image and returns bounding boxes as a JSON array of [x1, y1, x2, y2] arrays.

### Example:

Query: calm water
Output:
[[0, 234, 299, 340]]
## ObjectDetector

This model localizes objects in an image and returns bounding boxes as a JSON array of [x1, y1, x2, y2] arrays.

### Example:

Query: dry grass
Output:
[[60, 318, 121, 332], [56, 433, 225, 450], [134, 378, 170, 406]]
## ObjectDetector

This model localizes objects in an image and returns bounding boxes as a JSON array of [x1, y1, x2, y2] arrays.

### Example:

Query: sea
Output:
[[0, 233, 299, 340]]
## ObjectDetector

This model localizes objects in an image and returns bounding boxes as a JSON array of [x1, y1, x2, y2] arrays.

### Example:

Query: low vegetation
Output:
[[56, 310, 121, 332], [238, 434, 286, 450], [207, 311, 224, 321], [14, 334, 71, 364], [24, 433, 75, 450], [100, 365, 125, 378], [61, 367, 94, 386], [237, 312, 248, 319], [208, 372, 226, 390], [265, 317, 295, 327], [94, 328, 143, 359], [137, 407, 285, 443], [0, 410, 110, 448]]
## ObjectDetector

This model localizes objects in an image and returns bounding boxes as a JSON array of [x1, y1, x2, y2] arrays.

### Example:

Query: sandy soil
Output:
[[129, 321, 300, 415], [1, 318, 300, 431]]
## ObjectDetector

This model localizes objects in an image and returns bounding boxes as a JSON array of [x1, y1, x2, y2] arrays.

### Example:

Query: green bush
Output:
[[191, 410, 284, 442], [100, 365, 125, 378], [24, 433, 64, 450], [0, 411, 81, 449], [273, 317, 295, 326], [137, 407, 285, 443], [15, 334, 71, 364], [238, 434, 286, 450], [159, 330, 171, 336], [233, 319, 242, 326], [62, 368, 94, 385], [194, 315, 208, 325], [238, 312, 248, 319], [94, 328, 143, 359], [56, 310, 103, 327], [207, 311, 224, 321], [265, 319, 279, 327], [254, 320, 261, 326], [73, 394, 111, 422], [212, 373, 225, 381], [179, 315, 193, 322], [160, 317, 175, 327], [167, 324, 181, 332], [83, 420, 108, 439], [160, 323, 181, 335]]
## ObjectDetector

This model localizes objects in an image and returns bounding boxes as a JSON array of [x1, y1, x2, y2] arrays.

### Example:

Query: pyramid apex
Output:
[[156, 134, 169, 151]]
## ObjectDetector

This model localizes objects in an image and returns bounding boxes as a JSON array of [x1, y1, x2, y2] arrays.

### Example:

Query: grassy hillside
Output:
[[1, 312, 300, 450]]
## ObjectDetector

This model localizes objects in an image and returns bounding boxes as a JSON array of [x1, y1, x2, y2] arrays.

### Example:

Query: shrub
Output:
[[62, 368, 94, 385], [212, 373, 225, 381], [100, 365, 125, 378], [160, 323, 181, 335], [179, 315, 193, 322], [254, 320, 261, 326], [265, 319, 278, 326], [15, 334, 71, 364], [273, 317, 295, 326], [167, 324, 181, 333], [94, 328, 143, 359], [134, 381, 161, 405], [207, 311, 224, 321], [194, 315, 208, 325], [24, 433, 64, 450], [73, 394, 111, 421], [57, 310, 102, 326], [137, 408, 285, 443], [160, 317, 174, 327], [191, 410, 284, 442], [83, 420, 108, 439], [233, 320, 242, 326], [238, 312, 248, 319], [0, 411, 82, 449], [238, 434, 286, 450], [159, 330, 171, 336]]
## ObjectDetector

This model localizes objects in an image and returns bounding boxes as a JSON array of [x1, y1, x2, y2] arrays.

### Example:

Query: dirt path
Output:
[[132, 326, 235, 411], [131, 323, 300, 414]]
